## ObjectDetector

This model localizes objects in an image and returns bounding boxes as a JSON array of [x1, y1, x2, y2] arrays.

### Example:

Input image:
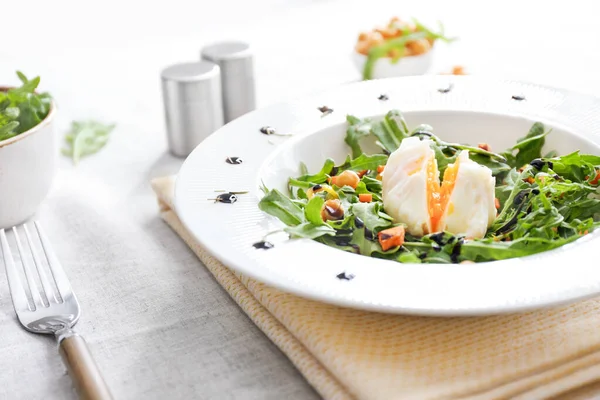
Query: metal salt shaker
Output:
[[161, 61, 224, 157], [201, 41, 256, 123]]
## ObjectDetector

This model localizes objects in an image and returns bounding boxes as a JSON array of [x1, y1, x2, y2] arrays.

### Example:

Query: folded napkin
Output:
[[152, 175, 600, 400]]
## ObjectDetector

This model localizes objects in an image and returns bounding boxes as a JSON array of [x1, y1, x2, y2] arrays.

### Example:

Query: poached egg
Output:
[[382, 137, 496, 239]]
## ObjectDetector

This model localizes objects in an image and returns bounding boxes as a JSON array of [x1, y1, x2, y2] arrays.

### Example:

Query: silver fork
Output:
[[0, 221, 112, 400]]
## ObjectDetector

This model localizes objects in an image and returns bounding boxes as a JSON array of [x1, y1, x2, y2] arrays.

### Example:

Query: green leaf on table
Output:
[[258, 189, 305, 226], [62, 120, 116, 164]]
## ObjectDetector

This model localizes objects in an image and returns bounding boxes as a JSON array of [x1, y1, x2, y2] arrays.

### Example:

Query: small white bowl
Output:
[[352, 48, 434, 79], [0, 98, 56, 228]]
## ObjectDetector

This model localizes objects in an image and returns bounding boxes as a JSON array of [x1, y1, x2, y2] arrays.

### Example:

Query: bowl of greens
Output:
[[0, 72, 55, 228], [174, 76, 600, 315]]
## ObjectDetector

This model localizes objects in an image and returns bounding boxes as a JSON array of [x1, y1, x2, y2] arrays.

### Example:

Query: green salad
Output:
[[0, 71, 52, 142], [258, 110, 600, 263]]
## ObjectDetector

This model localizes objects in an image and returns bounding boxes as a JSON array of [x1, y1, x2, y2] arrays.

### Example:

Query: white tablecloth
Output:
[[1, 0, 599, 398]]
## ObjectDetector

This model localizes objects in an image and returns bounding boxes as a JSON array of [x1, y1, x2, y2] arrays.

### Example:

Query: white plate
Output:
[[175, 76, 600, 316]]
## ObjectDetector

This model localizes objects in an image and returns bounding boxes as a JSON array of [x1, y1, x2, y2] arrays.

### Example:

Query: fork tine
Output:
[[1, 229, 32, 312], [34, 221, 72, 301], [13, 226, 43, 309], [24, 223, 55, 305]]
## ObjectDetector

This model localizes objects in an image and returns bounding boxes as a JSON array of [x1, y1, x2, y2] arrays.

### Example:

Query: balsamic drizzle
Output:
[[253, 241, 274, 250], [336, 272, 355, 281], [378, 94, 389, 101], [211, 193, 238, 203], [225, 156, 243, 165], [260, 126, 276, 135], [495, 189, 537, 235], [429, 232, 447, 247], [354, 217, 364, 229], [512, 95, 526, 101], [411, 130, 434, 138], [438, 84, 454, 94], [450, 238, 464, 263], [529, 159, 553, 171], [318, 106, 333, 116]]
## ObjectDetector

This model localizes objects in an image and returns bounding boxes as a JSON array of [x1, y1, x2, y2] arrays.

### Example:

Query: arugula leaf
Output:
[[549, 151, 599, 182], [350, 202, 393, 232], [335, 154, 388, 172], [305, 197, 325, 225], [502, 122, 549, 168], [433, 145, 458, 177], [397, 252, 423, 263], [469, 153, 511, 179], [345, 115, 372, 158], [258, 189, 305, 226], [62, 120, 116, 164], [495, 168, 520, 206], [350, 226, 385, 256], [285, 222, 335, 239], [459, 235, 583, 262], [362, 176, 382, 193], [371, 111, 410, 153], [294, 158, 335, 184]]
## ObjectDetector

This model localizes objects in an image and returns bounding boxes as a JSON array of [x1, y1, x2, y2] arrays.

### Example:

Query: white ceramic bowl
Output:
[[175, 76, 600, 316], [0, 100, 56, 228], [352, 48, 434, 79]]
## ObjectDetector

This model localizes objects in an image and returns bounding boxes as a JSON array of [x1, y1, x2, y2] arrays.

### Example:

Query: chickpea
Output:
[[406, 38, 431, 55], [321, 199, 344, 221], [367, 31, 385, 46], [333, 170, 360, 189], [377, 28, 397, 39], [358, 32, 369, 41], [478, 143, 490, 151], [355, 41, 370, 55]]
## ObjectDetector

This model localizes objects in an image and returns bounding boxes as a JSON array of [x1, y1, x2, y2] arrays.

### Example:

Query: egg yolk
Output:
[[426, 156, 460, 233]]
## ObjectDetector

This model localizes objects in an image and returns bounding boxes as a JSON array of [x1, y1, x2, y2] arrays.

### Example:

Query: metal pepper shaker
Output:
[[161, 61, 224, 157], [201, 41, 256, 123]]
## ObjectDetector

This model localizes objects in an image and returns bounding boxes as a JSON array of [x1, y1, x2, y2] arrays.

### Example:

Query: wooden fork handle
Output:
[[59, 334, 113, 400]]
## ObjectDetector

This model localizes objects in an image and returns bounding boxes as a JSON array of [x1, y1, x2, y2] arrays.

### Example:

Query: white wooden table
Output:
[[1, 0, 599, 398]]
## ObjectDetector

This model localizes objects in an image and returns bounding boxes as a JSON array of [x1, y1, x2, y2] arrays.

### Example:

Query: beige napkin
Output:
[[152, 175, 600, 400]]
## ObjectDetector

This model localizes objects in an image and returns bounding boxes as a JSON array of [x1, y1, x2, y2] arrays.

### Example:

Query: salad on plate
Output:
[[259, 110, 600, 263]]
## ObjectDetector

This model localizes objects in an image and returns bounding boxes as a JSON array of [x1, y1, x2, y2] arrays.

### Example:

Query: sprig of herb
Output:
[[62, 121, 116, 164]]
